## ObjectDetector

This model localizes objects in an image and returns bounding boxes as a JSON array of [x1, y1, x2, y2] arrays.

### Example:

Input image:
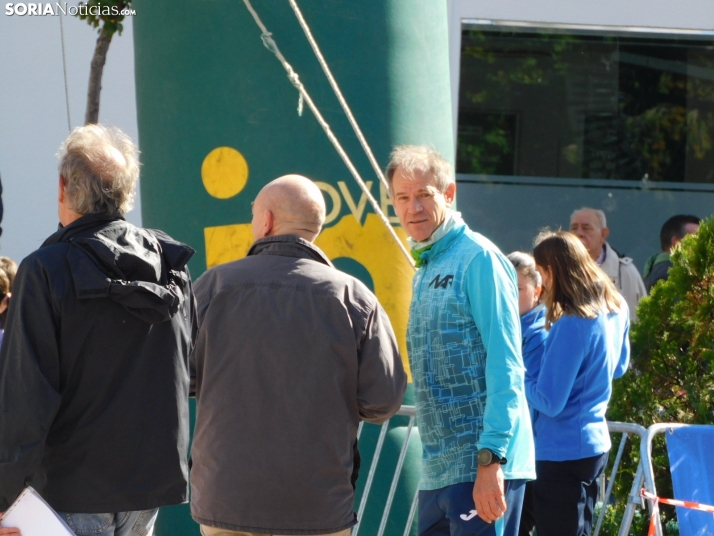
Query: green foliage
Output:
[[608, 215, 714, 527], [621, 215, 714, 425], [595, 503, 679, 536], [595, 503, 645, 536], [76, 1, 132, 38], [456, 113, 516, 175]]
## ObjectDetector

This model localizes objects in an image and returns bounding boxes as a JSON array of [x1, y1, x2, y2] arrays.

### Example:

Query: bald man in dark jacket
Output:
[[190, 175, 406, 536]]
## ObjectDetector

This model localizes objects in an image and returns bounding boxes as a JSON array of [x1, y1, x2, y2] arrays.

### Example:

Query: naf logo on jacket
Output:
[[428, 274, 454, 289]]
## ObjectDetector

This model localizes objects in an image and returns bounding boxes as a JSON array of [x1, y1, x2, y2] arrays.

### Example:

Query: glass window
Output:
[[457, 26, 714, 184]]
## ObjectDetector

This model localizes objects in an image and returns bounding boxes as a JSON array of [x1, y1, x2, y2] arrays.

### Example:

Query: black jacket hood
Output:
[[43, 213, 195, 324]]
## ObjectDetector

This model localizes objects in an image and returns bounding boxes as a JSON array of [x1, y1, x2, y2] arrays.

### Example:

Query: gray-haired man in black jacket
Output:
[[0, 124, 197, 536], [190, 175, 407, 536]]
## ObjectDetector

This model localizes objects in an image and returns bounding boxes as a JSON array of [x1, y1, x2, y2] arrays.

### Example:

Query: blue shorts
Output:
[[418, 479, 526, 536]]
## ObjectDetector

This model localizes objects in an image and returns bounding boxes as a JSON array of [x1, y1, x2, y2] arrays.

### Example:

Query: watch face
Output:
[[477, 449, 492, 466]]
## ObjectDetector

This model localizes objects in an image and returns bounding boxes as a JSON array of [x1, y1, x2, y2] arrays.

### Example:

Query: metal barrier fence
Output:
[[594, 422, 648, 536], [353, 406, 418, 536], [355, 407, 684, 536], [639, 423, 692, 536]]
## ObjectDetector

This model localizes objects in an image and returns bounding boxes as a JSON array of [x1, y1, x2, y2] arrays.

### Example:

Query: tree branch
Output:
[[85, 31, 113, 124]]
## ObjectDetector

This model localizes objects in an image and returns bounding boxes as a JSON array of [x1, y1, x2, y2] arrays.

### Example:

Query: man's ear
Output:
[[58, 175, 66, 203], [262, 209, 275, 237], [602, 227, 610, 241], [444, 182, 456, 206]]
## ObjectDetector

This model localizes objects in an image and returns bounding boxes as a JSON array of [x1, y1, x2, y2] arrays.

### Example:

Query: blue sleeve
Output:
[[525, 317, 587, 417], [614, 310, 630, 379], [522, 325, 547, 385], [465, 250, 524, 458]]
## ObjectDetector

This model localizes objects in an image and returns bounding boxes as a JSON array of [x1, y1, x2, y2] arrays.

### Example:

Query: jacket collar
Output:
[[42, 212, 125, 248], [521, 303, 546, 328], [408, 210, 460, 251], [600, 242, 620, 279], [416, 213, 467, 266], [248, 235, 333, 267]]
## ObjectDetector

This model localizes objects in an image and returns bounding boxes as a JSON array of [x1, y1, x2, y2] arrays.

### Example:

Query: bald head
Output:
[[251, 175, 326, 242]]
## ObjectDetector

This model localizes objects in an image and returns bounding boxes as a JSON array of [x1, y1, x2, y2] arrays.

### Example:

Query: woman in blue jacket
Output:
[[527, 231, 629, 536], [508, 251, 547, 536]]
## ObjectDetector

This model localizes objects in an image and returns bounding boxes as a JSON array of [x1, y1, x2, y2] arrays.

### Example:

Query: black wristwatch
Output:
[[477, 448, 507, 466]]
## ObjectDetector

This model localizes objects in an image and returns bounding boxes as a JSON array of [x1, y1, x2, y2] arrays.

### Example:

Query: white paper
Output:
[[0, 486, 75, 536]]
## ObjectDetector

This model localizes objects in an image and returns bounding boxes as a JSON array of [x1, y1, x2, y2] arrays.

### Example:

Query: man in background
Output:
[[570, 207, 646, 321], [190, 175, 406, 536], [643, 214, 700, 292], [0, 124, 196, 535]]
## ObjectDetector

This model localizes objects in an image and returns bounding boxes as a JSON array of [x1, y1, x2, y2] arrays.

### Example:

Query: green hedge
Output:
[[606, 215, 714, 533]]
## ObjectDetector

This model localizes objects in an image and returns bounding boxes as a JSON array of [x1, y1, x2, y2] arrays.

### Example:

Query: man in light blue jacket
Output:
[[387, 146, 535, 536]]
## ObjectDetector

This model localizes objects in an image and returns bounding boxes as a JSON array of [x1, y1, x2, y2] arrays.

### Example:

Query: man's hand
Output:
[[0, 512, 21, 535], [472, 464, 506, 523]]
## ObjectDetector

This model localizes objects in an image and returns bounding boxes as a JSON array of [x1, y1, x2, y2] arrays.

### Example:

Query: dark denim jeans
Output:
[[59, 509, 159, 536]]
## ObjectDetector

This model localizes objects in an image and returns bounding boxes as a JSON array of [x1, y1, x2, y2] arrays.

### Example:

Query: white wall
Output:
[[0, 7, 140, 264]]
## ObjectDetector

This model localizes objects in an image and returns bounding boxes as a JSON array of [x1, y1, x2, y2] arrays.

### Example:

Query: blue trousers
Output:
[[418, 479, 526, 536]]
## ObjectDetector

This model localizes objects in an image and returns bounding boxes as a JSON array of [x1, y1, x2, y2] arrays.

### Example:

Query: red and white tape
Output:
[[642, 489, 714, 513], [641, 489, 714, 536]]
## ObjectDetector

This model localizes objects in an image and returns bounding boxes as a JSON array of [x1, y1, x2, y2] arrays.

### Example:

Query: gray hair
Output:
[[571, 207, 607, 229], [0, 257, 18, 291], [385, 145, 454, 194], [57, 124, 139, 215], [507, 251, 542, 288]]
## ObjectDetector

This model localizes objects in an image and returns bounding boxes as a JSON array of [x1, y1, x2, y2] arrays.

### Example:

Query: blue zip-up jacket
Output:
[[525, 308, 630, 461], [408, 216, 536, 490]]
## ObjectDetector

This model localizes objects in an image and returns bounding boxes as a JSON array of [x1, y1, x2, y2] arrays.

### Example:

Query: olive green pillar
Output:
[[133, 1, 452, 534]]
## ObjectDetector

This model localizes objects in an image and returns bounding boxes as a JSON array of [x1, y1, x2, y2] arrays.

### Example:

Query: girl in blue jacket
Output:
[[507, 251, 547, 536], [528, 231, 629, 536]]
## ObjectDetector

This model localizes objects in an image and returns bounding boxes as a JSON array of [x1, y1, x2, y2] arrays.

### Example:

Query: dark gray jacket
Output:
[[644, 258, 672, 293], [0, 214, 196, 512], [190, 235, 406, 535]]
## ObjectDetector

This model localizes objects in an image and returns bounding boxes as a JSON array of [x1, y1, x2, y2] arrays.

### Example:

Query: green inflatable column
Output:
[[132, 1, 452, 534]]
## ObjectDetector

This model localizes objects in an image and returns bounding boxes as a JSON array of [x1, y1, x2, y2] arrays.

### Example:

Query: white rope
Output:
[[58, 11, 72, 131], [287, 0, 390, 194], [241, 0, 415, 269]]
